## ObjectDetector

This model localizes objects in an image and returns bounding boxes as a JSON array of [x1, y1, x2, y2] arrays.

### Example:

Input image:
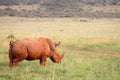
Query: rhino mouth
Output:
[[50, 53, 64, 63]]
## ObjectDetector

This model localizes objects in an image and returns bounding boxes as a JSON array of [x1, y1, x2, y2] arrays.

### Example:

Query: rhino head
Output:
[[50, 41, 64, 63], [50, 52, 64, 63]]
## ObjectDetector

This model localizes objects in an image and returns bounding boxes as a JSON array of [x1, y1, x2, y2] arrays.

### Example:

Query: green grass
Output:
[[0, 17, 120, 80], [80, 42, 120, 53], [0, 53, 120, 80]]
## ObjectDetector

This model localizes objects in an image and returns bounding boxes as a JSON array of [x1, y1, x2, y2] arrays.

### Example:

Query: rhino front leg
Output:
[[40, 56, 47, 66]]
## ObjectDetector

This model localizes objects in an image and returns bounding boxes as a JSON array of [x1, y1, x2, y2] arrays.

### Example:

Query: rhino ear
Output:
[[54, 41, 61, 47]]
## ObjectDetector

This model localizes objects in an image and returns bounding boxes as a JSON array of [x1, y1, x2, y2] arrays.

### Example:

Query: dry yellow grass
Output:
[[0, 17, 120, 47]]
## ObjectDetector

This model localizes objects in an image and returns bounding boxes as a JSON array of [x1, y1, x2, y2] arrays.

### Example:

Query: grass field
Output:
[[0, 17, 120, 80]]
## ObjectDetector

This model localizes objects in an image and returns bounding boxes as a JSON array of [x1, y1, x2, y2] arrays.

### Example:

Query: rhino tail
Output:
[[9, 41, 14, 47]]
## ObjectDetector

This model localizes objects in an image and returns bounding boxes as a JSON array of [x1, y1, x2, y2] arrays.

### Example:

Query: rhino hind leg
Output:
[[9, 48, 14, 67], [13, 57, 25, 66], [9, 59, 14, 67], [9, 54, 13, 67]]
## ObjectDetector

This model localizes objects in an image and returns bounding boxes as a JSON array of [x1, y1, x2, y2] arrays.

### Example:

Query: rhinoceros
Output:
[[9, 37, 64, 67]]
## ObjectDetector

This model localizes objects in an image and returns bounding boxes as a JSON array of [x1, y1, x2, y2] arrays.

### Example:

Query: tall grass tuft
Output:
[[7, 33, 16, 41]]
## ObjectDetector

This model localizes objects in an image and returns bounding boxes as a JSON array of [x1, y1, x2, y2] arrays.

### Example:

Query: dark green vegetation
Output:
[[0, 17, 120, 80], [0, 0, 119, 5], [0, 0, 120, 18]]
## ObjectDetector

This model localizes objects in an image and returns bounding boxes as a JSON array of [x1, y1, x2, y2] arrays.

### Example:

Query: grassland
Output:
[[0, 17, 120, 80]]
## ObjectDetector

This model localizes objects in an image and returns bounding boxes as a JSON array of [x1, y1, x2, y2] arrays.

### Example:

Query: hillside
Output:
[[0, 0, 120, 18]]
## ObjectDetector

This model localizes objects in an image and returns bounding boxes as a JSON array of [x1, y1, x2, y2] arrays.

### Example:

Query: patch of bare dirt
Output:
[[74, 50, 120, 57]]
